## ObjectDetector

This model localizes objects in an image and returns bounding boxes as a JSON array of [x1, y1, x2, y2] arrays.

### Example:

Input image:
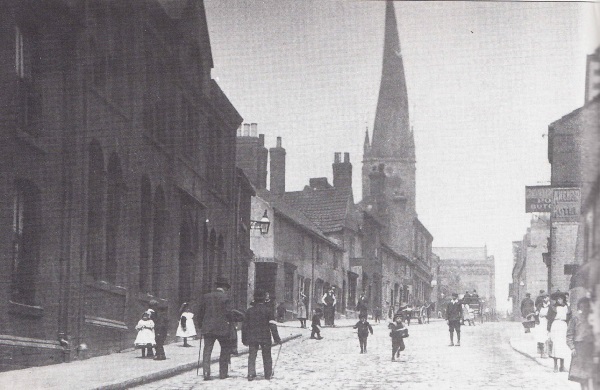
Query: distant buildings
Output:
[[509, 215, 550, 318], [1, 0, 250, 370], [434, 247, 496, 310]]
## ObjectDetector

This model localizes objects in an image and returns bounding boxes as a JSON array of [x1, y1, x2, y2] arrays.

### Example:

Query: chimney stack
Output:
[[270, 137, 286, 194], [236, 124, 268, 189], [333, 152, 352, 190]]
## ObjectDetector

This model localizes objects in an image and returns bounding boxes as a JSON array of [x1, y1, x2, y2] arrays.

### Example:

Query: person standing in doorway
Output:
[[322, 288, 337, 326], [196, 277, 233, 380], [446, 293, 463, 346]]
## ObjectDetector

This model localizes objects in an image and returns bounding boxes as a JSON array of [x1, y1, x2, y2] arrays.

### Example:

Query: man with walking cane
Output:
[[242, 289, 282, 381]]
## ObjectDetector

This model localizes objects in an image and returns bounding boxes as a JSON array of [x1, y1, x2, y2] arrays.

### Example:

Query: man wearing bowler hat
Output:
[[197, 276, 233, 380], [446, 293, 463, 346], [242, 289, 281, 381]]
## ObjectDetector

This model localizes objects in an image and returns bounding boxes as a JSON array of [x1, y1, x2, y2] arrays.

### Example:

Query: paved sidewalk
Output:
[[508, 324, 571, 375], [0, 328, 302, 390]]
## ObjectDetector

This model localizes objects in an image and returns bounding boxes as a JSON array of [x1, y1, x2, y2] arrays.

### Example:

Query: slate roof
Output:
[[256, 190, 341, 250], [276, 187, 359, 234]]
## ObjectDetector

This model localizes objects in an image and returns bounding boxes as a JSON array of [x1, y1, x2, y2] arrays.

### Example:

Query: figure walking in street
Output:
[[310, 308, 323, 339], [353, 315, 374, 354], [242, 289, 282, 381], [374, 306, 382, 323], [446, 293, 463, 346], [297, 291, 308, 328], [566, 297, 594, 388], [196, 277, 234, 380], [521, 293, 536, 333], [148, 300, 167, 360], [548, 292, 569, 372], [176, 302, 196, 347], [276, 302, 286, 323], [322, 287, 337, 326], [357, 292, 368, 319], [389, 314, 408, 361], [134, 311, 156, 358]]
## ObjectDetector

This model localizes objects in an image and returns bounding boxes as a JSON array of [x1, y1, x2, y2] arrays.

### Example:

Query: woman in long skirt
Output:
[[549, 294, 570, 372], [566, 298, 594, 389]]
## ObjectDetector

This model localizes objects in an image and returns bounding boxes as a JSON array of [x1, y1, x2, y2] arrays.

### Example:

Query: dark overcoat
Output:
[[196, 289, 233, 337], [242, 302, 281, 345]]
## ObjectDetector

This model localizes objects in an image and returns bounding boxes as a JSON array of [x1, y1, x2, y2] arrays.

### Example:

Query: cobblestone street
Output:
[[133, 320, 578, 390]]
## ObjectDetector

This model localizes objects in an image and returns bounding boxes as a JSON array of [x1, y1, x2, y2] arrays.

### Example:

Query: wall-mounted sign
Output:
[[525, 186, 580, 221], [552, 188, 581, 221], [525, 186, 553, 212]]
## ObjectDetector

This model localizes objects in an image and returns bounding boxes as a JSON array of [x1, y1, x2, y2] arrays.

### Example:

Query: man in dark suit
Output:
[[242, 289, 281, 381], [197, 277, 233, 380], [446, 293, 463, 346]]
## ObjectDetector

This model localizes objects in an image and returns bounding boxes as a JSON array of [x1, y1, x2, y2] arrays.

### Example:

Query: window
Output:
[[16, 25, 41, 135], [284, 267, 294, 302], [87, 141, 105, 280], [152, 187, 167, 295], [11, 179, 41, 305], [333, 251, 340, 269], [139, 176, 152, 292], [105, 154, 123, 284]]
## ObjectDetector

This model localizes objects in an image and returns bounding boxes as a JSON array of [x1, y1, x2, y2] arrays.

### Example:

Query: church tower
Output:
[[362, 1, 417, 257]]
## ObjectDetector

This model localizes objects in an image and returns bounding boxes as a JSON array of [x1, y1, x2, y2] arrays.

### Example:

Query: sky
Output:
[[203, 0, 600, 311]]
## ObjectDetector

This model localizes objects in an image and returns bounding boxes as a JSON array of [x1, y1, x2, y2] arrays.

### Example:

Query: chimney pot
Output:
[[258, 134, 265, 146], [250, 123, 258, 137], [243, 123, 250, 136], [334, 152, 341, 163], [237, 125, 242, 137], [344, 152, 350, 163], [276, 137, 282, 148]]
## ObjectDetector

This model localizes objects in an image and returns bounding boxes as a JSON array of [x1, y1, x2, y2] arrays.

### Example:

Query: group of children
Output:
[[133, 301, 197, 359], [310, 307, 409, 360]]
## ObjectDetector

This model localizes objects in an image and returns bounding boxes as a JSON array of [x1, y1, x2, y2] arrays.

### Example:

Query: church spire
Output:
[[370, 1, 412, 159], [363, 127, 371, 157]]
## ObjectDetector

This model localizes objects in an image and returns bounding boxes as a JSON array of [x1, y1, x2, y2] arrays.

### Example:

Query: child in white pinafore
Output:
[[134, 311, 156, 358], [176, 302, 197, 347]]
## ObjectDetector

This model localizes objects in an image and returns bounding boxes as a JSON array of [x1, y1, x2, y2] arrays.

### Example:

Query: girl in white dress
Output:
[[134, 311, 156, 358], [549, 294, 570, 372], [176, 302, 197, 347], [534, 296, 550, 357]]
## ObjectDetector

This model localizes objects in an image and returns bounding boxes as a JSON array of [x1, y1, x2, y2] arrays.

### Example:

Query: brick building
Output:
[[0, 0, 250, 370], [510, 215, 550, 318]]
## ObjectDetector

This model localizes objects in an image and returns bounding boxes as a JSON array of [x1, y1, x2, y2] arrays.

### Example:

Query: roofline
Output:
[[273, 208, 343, 252]]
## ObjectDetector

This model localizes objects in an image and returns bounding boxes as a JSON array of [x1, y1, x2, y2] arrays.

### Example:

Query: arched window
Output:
[[11, 179, 41, 305], [152, 186, 166, 296], [105, 153, 122, 283], [204, 229, 216, 292], [139, 176, 152, 292], [87, 141, 105, 280], [217, 234, 225, 278]]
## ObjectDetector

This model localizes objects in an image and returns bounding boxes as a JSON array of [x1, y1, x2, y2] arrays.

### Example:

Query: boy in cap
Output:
[[310, 308, 324, 340], [446, 293, 463, 346], [242, 289, 281, 381], [353, 314, 374, 353], [389, 314, 409, 361]]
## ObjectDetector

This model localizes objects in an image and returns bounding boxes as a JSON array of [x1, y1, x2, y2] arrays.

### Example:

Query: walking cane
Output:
[[196, 335, 203, 376], [271, 343, 283, 378]]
